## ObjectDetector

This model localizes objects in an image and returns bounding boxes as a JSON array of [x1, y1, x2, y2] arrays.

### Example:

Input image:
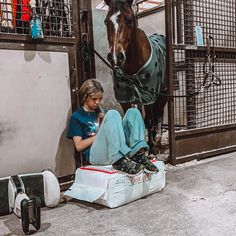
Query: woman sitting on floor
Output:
[[67, 79, 158, 175]]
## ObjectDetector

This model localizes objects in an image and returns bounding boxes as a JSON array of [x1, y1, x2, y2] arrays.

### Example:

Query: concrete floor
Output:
[[0, 153, 236, 236]]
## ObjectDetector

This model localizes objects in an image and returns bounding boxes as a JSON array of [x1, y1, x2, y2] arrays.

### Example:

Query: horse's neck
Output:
[[124, 28, 151, 75]]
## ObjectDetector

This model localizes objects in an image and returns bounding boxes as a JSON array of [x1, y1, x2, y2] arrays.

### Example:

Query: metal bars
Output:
[[172, 0, 236, 129], [173, 48, 236, 129], [165, 0, 236, 163], [176, 0, 236, 47], [0, 0, 73, 37]]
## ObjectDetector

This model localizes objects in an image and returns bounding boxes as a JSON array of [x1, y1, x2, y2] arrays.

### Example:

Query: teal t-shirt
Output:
[[67, 107, 99, 162]]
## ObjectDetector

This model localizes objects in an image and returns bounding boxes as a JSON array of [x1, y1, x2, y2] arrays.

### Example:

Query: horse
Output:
[[103, 0, 167, 154]]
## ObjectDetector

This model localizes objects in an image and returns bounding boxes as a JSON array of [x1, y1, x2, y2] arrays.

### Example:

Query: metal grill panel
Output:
[[173, 0, 236, 130], [173, 50, 236, 129], [177, 0, 236, 47], [0, 0, 73, 37]]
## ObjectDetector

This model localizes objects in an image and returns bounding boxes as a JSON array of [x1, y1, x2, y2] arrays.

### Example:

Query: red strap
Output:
[[80, 167, 118, 175]]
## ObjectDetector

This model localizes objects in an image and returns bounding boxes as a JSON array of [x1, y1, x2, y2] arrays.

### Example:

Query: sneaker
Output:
[[131, 153, 159, 174], [113, 157, 143, 175]]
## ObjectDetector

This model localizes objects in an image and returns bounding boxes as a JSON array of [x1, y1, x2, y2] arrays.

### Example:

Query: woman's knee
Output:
[[125, 108, 142, 118], [105, 109, 122, 121]]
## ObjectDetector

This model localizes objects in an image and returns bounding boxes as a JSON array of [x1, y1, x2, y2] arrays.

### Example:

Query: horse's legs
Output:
[[144, 96, 167, 154], [144, 104, 156, 154], [154, 96, 167, 142]]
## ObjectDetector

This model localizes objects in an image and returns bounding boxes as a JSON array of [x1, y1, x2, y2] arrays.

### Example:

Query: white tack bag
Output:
[[65, 160, 165, 208]]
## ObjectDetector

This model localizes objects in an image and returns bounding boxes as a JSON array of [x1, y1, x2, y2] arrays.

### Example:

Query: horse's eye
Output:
[[104, 19, 108, 25], [126, 18, 133, 26]]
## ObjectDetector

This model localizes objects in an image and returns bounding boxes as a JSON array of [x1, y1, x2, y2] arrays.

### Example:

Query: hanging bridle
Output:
[[203, 35, 221, 88]]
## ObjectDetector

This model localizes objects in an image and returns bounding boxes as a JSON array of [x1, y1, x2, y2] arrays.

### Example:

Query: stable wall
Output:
[[0, 49, 75, 177]]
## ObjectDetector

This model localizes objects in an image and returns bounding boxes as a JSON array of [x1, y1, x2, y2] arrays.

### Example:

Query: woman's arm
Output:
[[72, 135, 96, 152]]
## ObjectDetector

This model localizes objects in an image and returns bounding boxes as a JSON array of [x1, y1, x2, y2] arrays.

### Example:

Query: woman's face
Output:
[[84, 92, 103, 111]]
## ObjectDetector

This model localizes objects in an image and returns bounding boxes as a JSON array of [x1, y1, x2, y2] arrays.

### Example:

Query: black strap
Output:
[[11, 175, 24, 194]]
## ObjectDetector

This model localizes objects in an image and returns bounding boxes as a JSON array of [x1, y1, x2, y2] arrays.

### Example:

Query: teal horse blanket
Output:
[[112, 34, 166, 105]]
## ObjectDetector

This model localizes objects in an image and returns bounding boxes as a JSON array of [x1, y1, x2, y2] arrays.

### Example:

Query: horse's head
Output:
[[104, 0, 136, 68]]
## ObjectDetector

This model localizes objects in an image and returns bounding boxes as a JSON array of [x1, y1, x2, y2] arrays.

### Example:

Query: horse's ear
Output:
[[127, 0, 134, 6], [104, 0, 111, 6], [104, 0, 134, 7]]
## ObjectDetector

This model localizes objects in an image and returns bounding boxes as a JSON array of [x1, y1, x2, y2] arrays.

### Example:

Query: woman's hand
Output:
[[98, 112, 105, 125], [73, 135, 96, 152]]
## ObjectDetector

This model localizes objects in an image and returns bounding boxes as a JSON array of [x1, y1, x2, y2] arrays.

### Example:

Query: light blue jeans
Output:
[[89, 108, 149, 165]]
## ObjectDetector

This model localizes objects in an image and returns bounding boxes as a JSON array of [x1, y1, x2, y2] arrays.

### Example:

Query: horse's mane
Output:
[[109, 0, 132, 12]]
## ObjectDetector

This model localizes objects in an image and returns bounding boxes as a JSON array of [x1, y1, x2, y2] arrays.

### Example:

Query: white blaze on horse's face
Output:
[[110, 10, 121, 65], [106, 10, 127, 67]]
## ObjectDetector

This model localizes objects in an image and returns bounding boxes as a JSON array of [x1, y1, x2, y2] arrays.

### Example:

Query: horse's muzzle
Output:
[[107, 52, 125, 66]]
